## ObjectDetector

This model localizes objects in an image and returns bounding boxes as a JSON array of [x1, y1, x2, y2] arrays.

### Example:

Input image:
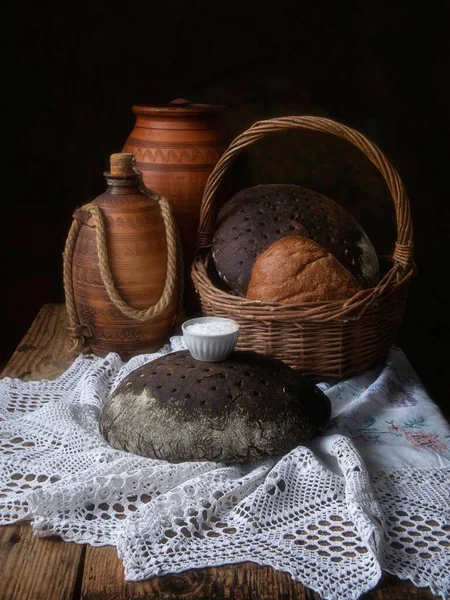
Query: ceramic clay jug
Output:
[[63, 152, 182, 359], [122, 98, 227, 313]]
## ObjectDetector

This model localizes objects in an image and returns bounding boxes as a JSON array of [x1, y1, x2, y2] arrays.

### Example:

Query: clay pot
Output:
[[64, 153, 181, 359], [122, 99, 227, 313]]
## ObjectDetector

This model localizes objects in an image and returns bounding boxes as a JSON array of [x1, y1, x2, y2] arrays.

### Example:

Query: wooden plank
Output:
[[1, 303, 77, 381], [81, 545, 126, 600], [0, 303, 83, 600], [125, 562, 310, 600], [0, 523, 83, 600]]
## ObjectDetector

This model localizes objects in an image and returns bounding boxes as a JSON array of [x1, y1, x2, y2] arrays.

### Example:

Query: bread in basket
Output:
[[191, 116, 416, 380]]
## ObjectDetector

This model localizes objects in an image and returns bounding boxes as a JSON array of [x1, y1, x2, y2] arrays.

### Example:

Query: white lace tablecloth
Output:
[[1, 339, 449, 600]]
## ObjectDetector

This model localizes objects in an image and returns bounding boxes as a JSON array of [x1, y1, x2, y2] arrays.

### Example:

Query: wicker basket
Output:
[[191, 116, 416, 380]]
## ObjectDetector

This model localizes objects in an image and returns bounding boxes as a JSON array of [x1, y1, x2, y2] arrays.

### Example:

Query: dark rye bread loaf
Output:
[[211, 183, 379, 296], [99, 349, 331, 464]]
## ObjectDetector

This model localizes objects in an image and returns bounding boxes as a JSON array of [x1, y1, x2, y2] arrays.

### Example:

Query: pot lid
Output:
[[132, 98, 226, 117]]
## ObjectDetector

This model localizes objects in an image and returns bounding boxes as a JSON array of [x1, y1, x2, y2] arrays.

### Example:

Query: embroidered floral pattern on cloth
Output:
[[1, 341, 449, 600]]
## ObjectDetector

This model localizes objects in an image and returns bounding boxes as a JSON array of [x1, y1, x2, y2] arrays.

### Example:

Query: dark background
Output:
[[3, 1, 449, 416]]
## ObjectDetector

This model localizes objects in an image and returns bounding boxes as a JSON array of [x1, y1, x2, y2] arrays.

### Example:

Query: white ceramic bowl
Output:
[[181, 316, 240, 362]]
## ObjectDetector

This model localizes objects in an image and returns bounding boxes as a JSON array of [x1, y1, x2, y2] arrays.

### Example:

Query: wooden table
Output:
[[0, 303, 440, 600]]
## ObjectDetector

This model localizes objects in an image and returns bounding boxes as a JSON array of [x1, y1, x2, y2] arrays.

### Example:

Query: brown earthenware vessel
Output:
[[64, 153, 181, 359], [122, 99, 227, 312]]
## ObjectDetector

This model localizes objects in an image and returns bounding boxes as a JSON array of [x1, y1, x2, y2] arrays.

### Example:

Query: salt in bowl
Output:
[[181, 316, 240, 362]]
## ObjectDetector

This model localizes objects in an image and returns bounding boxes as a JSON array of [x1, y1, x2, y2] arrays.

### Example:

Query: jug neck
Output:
[[104, 174, 141, 195]]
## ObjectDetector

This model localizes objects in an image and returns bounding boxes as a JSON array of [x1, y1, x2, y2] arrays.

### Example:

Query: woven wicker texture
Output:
[[191, 116, 416, 380]]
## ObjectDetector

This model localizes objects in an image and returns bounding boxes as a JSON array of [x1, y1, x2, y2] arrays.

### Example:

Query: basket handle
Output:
[[196, 116, 414, 269]]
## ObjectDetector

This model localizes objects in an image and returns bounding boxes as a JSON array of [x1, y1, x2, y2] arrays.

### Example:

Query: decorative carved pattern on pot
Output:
[[105, 214, 160, 229], [122, 99, 227, 313], [128, 146, 224, 165]]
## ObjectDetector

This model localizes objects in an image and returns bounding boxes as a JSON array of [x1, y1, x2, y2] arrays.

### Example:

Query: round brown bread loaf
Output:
[[247, 235, 362, 303], [99, 349, 331, 464], [211, 183, 379, 296]]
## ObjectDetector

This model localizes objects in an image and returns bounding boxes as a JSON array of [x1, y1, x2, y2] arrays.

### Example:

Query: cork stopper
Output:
[[109, 153, 136, 176]]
